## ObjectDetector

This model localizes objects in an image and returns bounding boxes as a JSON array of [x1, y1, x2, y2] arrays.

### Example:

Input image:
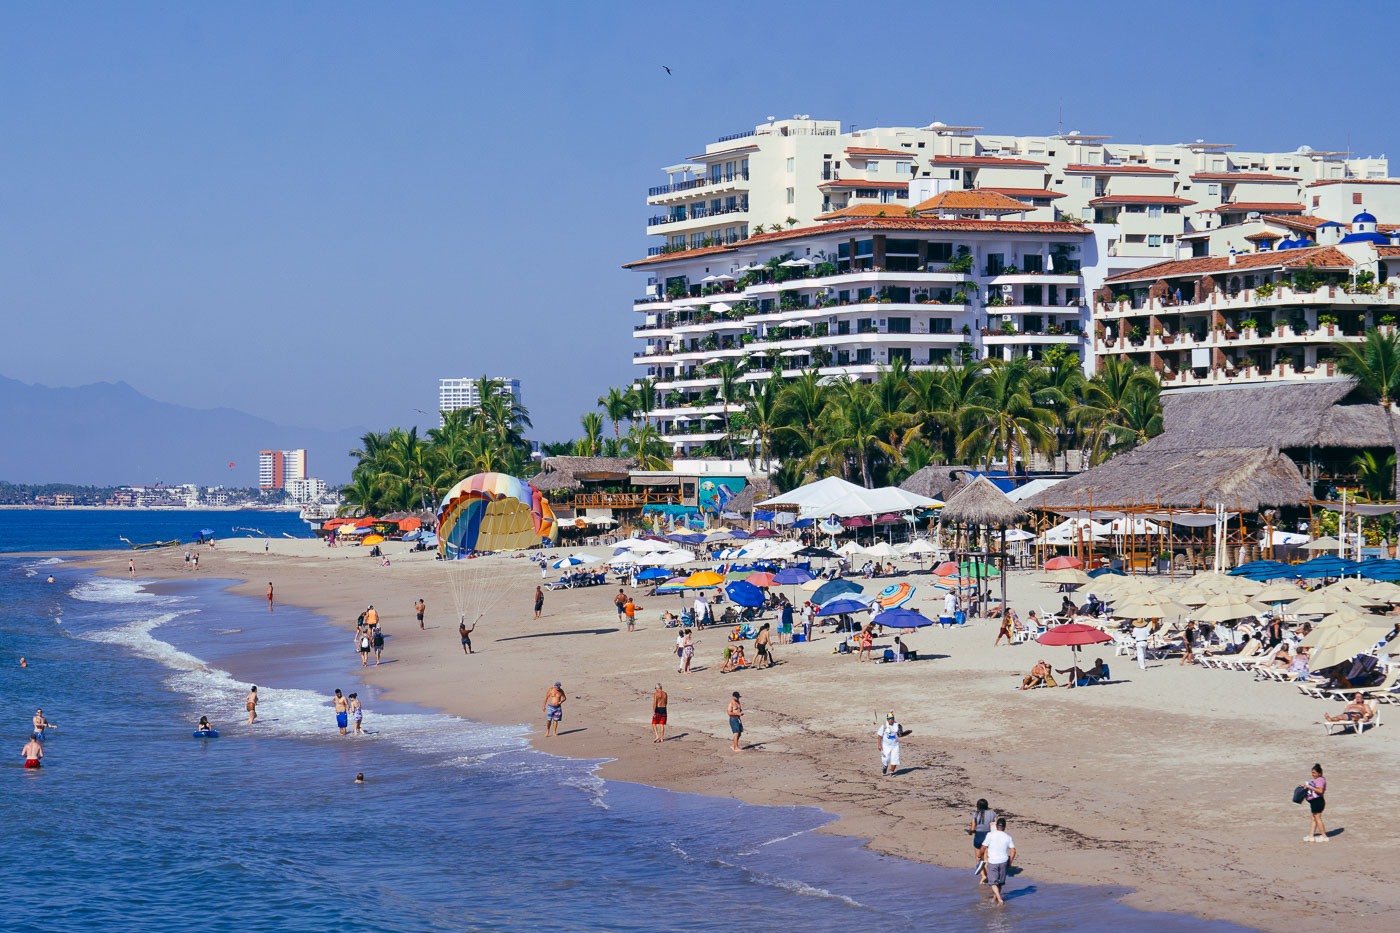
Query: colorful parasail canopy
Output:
[[437, 472, 557, 558]]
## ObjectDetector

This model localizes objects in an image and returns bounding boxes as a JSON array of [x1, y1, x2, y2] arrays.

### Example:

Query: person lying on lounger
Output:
[[1019, 659, 1057, 690], [1325, 698, 1375, 723]]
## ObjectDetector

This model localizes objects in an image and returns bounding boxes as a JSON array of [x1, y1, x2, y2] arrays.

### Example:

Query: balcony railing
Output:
[[648, 172, 750, 197], [572, 492, 680, 508], [716, 131, 756, 143]]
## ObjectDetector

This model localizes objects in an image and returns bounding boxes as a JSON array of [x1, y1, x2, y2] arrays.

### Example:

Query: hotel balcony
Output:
[[647, 171, 750, 205], [1095, 283, 1400, 320], [645, 203, 749, 236], [1160, 361, 1342, 388]]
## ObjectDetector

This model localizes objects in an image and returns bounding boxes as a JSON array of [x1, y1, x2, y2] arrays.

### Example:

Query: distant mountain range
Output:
[[0, 374, 363, 486]]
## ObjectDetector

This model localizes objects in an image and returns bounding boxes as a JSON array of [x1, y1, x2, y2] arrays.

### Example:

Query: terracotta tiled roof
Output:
[[985, 187, 1065, 200], [745, 216, 1091, 242], [814, 203, 911, 221], [1088, 195, 1196, 206], [817, 179, 910, 190], [1375, 246, 1400, 257], [1264, 214, 1328, 232], [845, 147, 910, 158], [929, 155, 1048, 168], [912, 189, 1032, 213], [1105, 245, 1355, 283], [1205, 202, 1306, 214], [1064, 163, 1175, 175], [1244, 231, 1284, 240], [622, 244, 735, 268], [1307, 178, 1400, 187], [1189, 172, 1296, 183]]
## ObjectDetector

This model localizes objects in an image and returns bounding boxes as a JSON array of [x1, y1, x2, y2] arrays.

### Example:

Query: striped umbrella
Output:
[[875, 583, 915, 609]]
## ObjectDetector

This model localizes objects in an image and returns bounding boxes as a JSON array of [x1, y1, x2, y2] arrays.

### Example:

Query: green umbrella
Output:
[[960, 561, 999, 578]]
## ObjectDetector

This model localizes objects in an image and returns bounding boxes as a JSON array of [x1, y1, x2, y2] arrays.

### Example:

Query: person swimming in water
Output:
[[21, 734, 43, 769], [195, 716, 214, 735]]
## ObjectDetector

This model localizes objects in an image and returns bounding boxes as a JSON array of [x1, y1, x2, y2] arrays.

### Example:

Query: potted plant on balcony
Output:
[[813, 322, 829, 337], [960, 323, 972, 337], [999, 319, 1016, 335], [815, 261, 836, 278], [951, 290, 969, 305], [1239, 318, 1258, 338], [740, 333, 755, 345], [1381, 314, 1397, 335], [945, 253, 974, 274], [1253, 282, 1275, 300], [1319, 313, 1338, 336]]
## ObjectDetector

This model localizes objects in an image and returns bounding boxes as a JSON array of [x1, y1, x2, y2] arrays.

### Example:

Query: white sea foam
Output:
[[22, 557, 65, 576], [70, 577, 170, 606]]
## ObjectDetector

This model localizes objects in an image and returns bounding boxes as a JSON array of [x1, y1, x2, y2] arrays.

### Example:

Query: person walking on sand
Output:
[[534, 586, 544, 620], [680, 630, 695, 674], [266, 582, 274, 612], [184, 550, 191, 570], [614, 588, 628, 625], [129, 558, 135, 575], [372, 626, 385, 665], [192, 553, 199, 571], [1132, 618, 1151, 671], [727, 692, 744, 751], [246, 686, 258, 724], [876, 711, 910, 776], [979, 817, 1015, 905], [543, 681, 566, 738], [415, 598, 425, 631], [333, 689, 349, 735], [349, 693, 363, 735], [365, 605, 379, 629], [21, 734, 43, 770], [459, 620, 475, 655], [968, 799, 998, 883], [624, 596, 640, 633], [651, 683, 668, 743], [1304, 763, 1327, 842], [357, 629, 372, 668]]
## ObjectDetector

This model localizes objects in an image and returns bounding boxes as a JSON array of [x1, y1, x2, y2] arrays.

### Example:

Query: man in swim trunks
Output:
[[267, 583, 274, 611], [459, 620, 474, 655], [614, 589, 628, 624], [246, 686, 258, 724], [32, 709, 53, 739], [728, 692, 743, 752], [364, 605, 379, 628], [652, 683, 668, 743], [543, 681, 566, 737], [372, 627, 385, 665], [415, 598, 425, 630], [333, 689, 349, 735], [22, 734, 43, 769]]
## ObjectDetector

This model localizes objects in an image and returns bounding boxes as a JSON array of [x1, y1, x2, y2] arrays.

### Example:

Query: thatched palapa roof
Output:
[[899, 465, 975, 501], [1152, 381, 1400, 451], [939, 476, 1027, 526], [728, 476, 775, 515], [532, 457, 635, 492]]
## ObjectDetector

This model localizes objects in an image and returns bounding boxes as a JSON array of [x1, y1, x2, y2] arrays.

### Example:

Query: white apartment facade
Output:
[[437, 377, 522, 426], [258, 448, 307, 490], [284, 476, 328, 504], [627, 214, 1094, 452], [645, 117, 1386, 265]]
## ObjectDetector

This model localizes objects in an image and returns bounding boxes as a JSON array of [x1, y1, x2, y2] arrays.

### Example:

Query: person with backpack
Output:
[[357, 629, 372, 668], [372, 626, 385, 666]]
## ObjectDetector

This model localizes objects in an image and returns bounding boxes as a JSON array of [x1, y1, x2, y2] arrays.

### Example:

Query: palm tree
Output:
[[1335, 328, 1400, 497], [598, 387, 637, 442], [714, 360, 746, 459], [1077, 357, 1159, 465], [958, 359, 1059, 473], [1035, 350, 1088, 466], [808, 379, 897, 487], [576, 412, 605, 457], [742, 374, 784, 475], [1100, 380, 1164, 457], [630, 377, 659, 421], [380, 426, 436, 511], [1354, 450, 1396, 501], [625, 422, 672, 470], [871, 360, 913, 458], [776, 368, 828, 459], [905, 362, 985, 464], [338, 471, 381, 517]]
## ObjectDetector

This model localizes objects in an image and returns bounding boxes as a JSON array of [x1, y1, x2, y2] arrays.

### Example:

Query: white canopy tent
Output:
[[757, 476, 941, 520]]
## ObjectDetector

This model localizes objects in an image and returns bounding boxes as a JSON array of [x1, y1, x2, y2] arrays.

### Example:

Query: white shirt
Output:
[[876, 721, 902, 748], [944, 592, 958, 615], [1132, 625, 1150, 644], [984, 829, 1014, 864], [693, 597, 709, 618]]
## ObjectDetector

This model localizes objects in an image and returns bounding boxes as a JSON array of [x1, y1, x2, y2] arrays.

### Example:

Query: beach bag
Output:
[[1292, 785, 1307, 805]]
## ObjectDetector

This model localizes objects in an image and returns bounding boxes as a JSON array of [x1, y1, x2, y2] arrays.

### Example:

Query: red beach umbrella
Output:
[[933, 561, 961, 577], [1036, 623, 1113, 689], [745, 571, 777, 588], [1044, 556, 1083, 570]]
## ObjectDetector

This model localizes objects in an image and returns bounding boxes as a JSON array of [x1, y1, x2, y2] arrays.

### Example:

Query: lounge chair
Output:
[[1320, 701, 1380, 736]]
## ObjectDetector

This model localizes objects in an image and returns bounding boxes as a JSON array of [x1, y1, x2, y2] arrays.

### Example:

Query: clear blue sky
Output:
[[3, 1, 1394, 443]]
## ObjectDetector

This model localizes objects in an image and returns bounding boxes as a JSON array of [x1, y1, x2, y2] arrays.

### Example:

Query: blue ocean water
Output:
[[0, 508, 311, 553], [0, 514, 1254, 932]]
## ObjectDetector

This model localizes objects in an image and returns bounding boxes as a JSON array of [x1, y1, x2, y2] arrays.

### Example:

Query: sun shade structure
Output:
[[937, 477, 1027, 527], [816, 597, 874, 616], [874, 583, 915, 609], [872, 607, 933, 629], [1045, 556, 1083, 570], [682, 571, 724, 588], [1191, 593, 1268, 622], [757, 475, 941, 520], [724, 580, 765, 608], [1109, 595, 1190, 619], [812, 579, 863, 603], [1041, 568, 1092, 585]]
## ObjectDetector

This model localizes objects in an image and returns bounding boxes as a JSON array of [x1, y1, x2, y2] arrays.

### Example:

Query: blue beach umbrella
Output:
[[773, 567, 814, 586], [812, 579, 863, 604], [637, 567, 671, 581], [872, 607, 934, 629], [724, 580, 765, 607], [816, 597, 874, 616]]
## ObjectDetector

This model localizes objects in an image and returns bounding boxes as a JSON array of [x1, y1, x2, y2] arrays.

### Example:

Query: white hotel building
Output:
[[437, 377, 522, 426], [630, 117, 1392, 451]]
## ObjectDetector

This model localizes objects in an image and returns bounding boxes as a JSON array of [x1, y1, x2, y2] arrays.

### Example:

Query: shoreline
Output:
[[53, 540, 1400, 932]]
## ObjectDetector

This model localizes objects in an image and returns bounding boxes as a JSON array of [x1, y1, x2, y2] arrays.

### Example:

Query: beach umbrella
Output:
[[1036, 622, 1114, 688], [607, 552, 640, 566], [837, 541, 864, 557], [637, 567, 670, 581], [724, 580, 765, 608], [773, 567, 814, 586], [682, 570, 724, 588], [1086, 567, 1124, 579], [198, 527, 216, 537], [1044, 556, 1083, 570], [420, 533, 439, 547], [1109, 595, 1190, 619], [903, 540, 937, 556], [1040, 568, 1092, 586], [817, 519, 844, 535], [960, 561, 999, 578], [800, 577, 827, 592], [796, 546, 839, 559], [873, 606, 933, 629], [863, 542, 901, 558], [1252, 581, 1305, 604], [362, 534, 385, 546], [1302, 536, 1343, 551], [875, 583, 915, 609], [751, 529, 779, 538], [812, 579, 862, 603], [1307, 621, 1393, 670], [660, 550, 697, 566], [745, 571, 777, 588], [1281, 591, 1351, 616], [816, 597, 874, 616], [1191, 593, 1268, 623], [933, 561, 961, 577], [552, 554, 599, 569], [842, 516, 873, 528], [655, 576, 689, 594]]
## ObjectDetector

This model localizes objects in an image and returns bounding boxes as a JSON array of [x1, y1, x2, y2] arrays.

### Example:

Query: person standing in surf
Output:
[[246, 686, 258, 724], [333, 689, 349, 735], [267, 582, 274, 611], [543, 681, 566, 737], [21, 734, 43, 769], [349, 693, 363, 736], [415, 598, 425, 630]]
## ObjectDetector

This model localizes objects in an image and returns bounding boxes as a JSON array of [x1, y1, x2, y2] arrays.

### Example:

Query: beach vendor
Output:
[[876, 711, 911, 776]]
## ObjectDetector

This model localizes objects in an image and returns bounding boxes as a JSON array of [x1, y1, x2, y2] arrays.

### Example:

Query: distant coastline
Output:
[[0, 504, 301, 511]]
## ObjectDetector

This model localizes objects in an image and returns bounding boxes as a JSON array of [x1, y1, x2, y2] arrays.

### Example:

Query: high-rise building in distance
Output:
[[437, 377, 522, 426], [258, 448, 307, 489]]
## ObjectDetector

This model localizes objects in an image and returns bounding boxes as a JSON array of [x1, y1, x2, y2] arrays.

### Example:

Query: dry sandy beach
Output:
[[76, 538, 1400, 931]]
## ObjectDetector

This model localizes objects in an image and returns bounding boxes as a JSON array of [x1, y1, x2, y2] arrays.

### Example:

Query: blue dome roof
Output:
[[1316, 220, 1346, 228], [1353, 211, 1377, 224], [1339, 231, 1390, 245], [1276, 238, 1297, 249]]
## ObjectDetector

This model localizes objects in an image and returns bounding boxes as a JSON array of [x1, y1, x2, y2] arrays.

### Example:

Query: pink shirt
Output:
[[1306, 776, 1326, 799]]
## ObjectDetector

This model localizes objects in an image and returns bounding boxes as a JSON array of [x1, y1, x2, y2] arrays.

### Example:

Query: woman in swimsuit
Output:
[[196, 716, 213, 734], [350, 693, 363, 736]]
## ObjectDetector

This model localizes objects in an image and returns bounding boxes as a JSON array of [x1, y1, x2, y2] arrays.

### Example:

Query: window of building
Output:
[[1081, 177, 1093, 190], [927, 242, 953, 262], [887, 317, 911, 334], [949, 169, 961, 180], [929, 348, 951, 364], [855, 348, 873, 364], [786, 187, 795, 204], [726, 196, 737, 212], [741, 158, 749, 176], [726, 161, 735, 178], [986, 253, 1005, 274], [1125, 204, 1146, 213], [837, 320, 850, 336], [895, 162, 911, 174], [711, 199, 722, 214], [931, 318, 952, 334], [857, 318, 874, 333], [1355, 192, 1364, 205], [868, 161, 878, 174], [1148, 234, 1162, 247], [1313, 196, 1321, 207], [671, 236, 685, 248], [1148, 205, 1163, 218], [1022, 255, 1043, 273], [836, 350, 850, 365], [888, 347, 911, 363], [1208, 184, 1220, 196], [959, 143, 973, 155], [786, 157, 795, 172]]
